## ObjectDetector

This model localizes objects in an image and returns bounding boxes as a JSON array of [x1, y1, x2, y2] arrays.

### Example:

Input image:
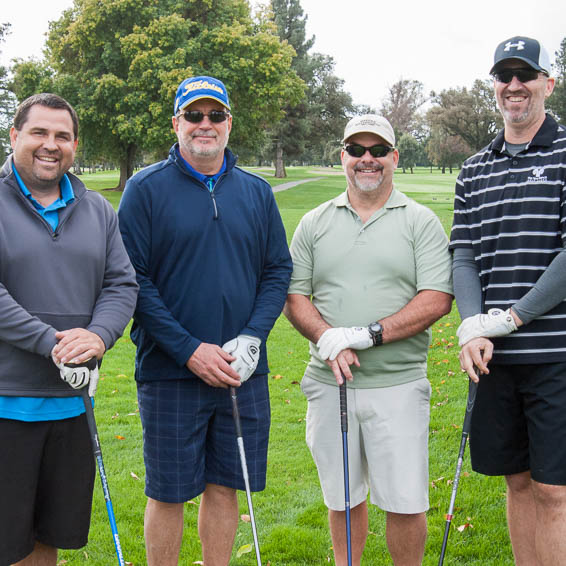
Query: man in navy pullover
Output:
[[119, 76, 292, 565]]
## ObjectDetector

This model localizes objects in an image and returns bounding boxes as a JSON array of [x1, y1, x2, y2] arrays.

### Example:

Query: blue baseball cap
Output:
[[174, 76, 231, 114]]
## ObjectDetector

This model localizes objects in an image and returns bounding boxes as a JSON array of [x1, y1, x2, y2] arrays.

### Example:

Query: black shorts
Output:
[[0, 414, 95, 564], [470, 362, 566, 484]]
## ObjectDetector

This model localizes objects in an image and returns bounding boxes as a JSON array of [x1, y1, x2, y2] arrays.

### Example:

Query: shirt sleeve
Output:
[[239, 192, 293, 341], [288, 213, 315, 297], [87, 199, 139, 350], [413, 206, 453, 295], [118, 178, 201, 367]]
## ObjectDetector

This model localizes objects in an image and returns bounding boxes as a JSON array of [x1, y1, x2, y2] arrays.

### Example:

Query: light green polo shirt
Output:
[[289, 188, 453, 388]]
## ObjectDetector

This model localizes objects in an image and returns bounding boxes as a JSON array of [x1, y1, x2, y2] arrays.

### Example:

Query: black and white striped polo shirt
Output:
[[450, 114, 566, 364]]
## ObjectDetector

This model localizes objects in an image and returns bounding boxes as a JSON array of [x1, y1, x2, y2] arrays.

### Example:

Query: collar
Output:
[[491, 113, 559, 154], [12, 163, 75, 205], [333, 187, 409, 210]]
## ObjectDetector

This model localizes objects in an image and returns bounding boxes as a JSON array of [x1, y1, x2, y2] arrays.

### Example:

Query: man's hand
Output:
[[52, 353, 100, 397], [221, 335, 261, 383], [327, 349, 360, 385], [459, 337, 494, 382], [457, 308, 518, 346], [52, 328, 106, 364], [316, 326, 373, 361], [186, 343, 241, 388]]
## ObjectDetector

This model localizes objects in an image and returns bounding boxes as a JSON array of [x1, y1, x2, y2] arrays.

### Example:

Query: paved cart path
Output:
[[272, 177, 323, 192]]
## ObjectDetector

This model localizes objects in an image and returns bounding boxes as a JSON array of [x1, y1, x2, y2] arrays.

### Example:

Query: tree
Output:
[[380, 79, 426, 139], [548, 36, 566, 122], [397, 133, 420, 174], [269, 0, 353, 177], [427, 80, 502, 153], [0, 23, 17, 158], [11, 0, 303, 189], [426, 128, 470, 174]]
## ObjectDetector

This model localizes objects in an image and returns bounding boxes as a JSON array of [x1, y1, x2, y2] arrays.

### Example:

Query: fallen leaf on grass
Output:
[[457, 518, 474, 532], [447, 371, 455, 376], [291, 380, 300, 385], [112, 389, 118, 394], [116, 374, 128, 378], [115, 435, 125, 440], [193, 561, 204, 565], [112, 412, 119, 419], [130, 471, 140, 480], [236, 544, 253, 558], [241, 514, 251, 522], [272, 374, 283, 380], [57, 561, 68, 565], [284, 399, 290, 404], [186, 499, 198, 505]]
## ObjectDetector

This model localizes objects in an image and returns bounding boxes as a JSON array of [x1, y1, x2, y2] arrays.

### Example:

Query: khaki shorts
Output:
[[301, 375, 431, 514]]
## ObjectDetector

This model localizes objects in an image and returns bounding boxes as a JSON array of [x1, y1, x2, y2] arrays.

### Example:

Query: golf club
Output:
[[66, 359, 126, 566], [230, 386, 262, 566], [339, 379, 353, 566], [438, 376, 479, 566]]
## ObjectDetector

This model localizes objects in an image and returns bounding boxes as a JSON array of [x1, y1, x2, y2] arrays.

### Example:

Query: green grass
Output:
[[56, 166, 512, 565]]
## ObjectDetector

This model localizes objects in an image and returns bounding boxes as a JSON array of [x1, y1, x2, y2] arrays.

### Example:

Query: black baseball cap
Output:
[[490, 36, 551, 75]]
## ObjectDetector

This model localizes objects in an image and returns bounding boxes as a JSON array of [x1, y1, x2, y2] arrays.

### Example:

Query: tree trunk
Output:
[[115, 144, 137, 190], [442, 165, 446, 174], [410, 167, 414, 174], [73, 159, 82, 175], [274, 139, 286, 178]]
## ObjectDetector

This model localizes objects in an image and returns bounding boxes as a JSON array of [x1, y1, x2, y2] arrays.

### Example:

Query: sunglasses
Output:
[[344, 144, 395, 158], [492, 68, 541, 84], [180, 109, 230, 123]]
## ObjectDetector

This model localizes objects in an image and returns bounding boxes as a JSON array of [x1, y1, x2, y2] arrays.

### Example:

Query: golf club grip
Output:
[[230, 387, 244, 438], [339, 381, 348, 433], [462, 377, 479, 433]]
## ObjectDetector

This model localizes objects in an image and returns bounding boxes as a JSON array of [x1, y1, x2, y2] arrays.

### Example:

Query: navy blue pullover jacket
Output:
[[118, 145, 292, 382]]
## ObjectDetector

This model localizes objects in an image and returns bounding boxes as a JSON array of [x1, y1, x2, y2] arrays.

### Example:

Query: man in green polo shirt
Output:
[[284, 114, 453, 566]]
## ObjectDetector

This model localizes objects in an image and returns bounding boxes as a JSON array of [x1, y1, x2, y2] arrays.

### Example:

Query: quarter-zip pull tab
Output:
[[211, 193, 218, 219], [206, 178, 214, 192]]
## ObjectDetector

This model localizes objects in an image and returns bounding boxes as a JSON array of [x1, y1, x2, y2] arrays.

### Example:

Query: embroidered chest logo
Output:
[[527, 167, 548, 183]]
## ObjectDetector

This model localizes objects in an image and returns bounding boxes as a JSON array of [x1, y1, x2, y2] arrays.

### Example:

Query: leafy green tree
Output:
[[548, 37, 566, 122], [0, 23, 17, 158], [397, 133, 420, 174], [11, 0, 303, 189], [426, 128, 470, 174], [427, 79, 502, 153], [269, 0, 353, 176]]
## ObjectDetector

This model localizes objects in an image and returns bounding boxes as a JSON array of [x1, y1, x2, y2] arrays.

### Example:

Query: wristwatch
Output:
[[368, 321, 383, 346]]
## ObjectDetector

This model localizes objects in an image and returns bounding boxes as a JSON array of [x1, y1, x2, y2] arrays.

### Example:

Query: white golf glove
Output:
[[316, 326, 373, 361], [222, 334, 261, 383], [52, 353, 100, 397], [457, 308, 518, 346]]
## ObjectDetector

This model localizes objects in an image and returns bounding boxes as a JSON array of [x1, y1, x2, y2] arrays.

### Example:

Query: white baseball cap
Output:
[[342, 114, 395, 146]]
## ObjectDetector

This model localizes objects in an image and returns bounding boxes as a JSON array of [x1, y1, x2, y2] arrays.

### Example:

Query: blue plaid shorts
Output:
[[137, 375, 270, 503]]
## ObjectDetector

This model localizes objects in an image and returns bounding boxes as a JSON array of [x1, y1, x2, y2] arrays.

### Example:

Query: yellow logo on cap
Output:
[[183, 80, 224, 96]]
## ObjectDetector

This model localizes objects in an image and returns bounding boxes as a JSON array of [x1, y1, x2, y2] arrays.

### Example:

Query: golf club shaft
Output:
[[230, 386, 262, 566], [82, 389, 126, 566], [438, 377, 478, 566], [339, 380, 353, 566]]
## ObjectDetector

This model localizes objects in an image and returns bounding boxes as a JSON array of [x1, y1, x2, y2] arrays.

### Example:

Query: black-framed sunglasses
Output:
[[344, 143, 395, 158], [492, 68, 541, 84], [180, 109, 230, 123]]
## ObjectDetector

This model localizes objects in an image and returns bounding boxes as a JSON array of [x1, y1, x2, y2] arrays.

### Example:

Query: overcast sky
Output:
[[1, 0, 564, 108]]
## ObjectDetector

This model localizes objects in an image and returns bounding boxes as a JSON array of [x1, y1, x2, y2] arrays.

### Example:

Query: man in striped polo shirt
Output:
[[451, 36, 566, 564]]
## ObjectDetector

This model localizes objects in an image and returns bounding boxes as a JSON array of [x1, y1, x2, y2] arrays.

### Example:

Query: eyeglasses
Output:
[[492, 68, 541, 84], [344, 144, 395, 158], [179, 110, 230, 123]]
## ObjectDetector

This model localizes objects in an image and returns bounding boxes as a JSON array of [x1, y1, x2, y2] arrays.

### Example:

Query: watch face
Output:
[[369, 322, 382, 333]]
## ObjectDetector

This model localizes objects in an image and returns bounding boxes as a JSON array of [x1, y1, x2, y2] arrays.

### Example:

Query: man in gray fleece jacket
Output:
[[0, 93, 138, 565]]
